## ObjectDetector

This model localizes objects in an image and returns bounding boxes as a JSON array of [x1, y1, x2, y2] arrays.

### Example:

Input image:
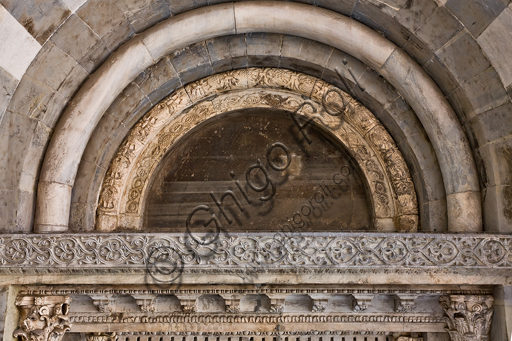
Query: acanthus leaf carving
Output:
[[13, 296, 71, 341], [439, 295, 494, 341]]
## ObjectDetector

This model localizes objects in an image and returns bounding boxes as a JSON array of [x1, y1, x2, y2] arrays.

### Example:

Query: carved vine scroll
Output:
[[96, 68, 417, 232]]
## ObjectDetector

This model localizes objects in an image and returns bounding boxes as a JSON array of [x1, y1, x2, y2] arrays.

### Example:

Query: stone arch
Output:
[[34, 2, 478, 233], [96, 68, 418, 232], [70, 36, 445, 232]]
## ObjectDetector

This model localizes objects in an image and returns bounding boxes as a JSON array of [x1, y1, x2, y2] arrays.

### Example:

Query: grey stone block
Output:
[[0, 112, 38, 189], [393, 0, 437, 33], [384, 20, 412, 48], [101, 21, 135, 52], [461, 67, 509, 116], [0, 0, 71, 44], [56, 64, 89, 102], [445, 0, 509, 37], [280, 36, 332, 77], [436, 31, 491, 84], [167, 0, 208, 15], [478, 143, 497, 187], [477, 7, 512, 88], [0, 189, 17, 231], [76, 0, 126, 37], [82, 113, 122, 164], [6, 75, 54, 119], [246, 33, 282, 68], [323, 48, 369, 96], [315, 0, 357, 16], [50, 14, 109, 73], [134, 56, 179, 103], [206, 36, 237, 73], [169, 42, 213, 85], [106, 82, 148, 124], [489, 137, 512, 186], [127, 0, 170, 33], [447, 86, 475, 121], [403, 33, 434, 65], [415, 6, 463, 51], [423, 55, 458, 95], [0, 67, 18, 123], [22, 121, 51, 180], [352, 0, 393, 34], [483, 185, 512, 232], [77, 39, 111, 74], [25, 41, 77, 91], [41, 91, 67, 129]]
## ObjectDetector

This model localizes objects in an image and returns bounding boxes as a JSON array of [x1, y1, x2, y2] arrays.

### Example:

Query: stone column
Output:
[[439, 295, 494, 341], [13, 295, 71, 341]]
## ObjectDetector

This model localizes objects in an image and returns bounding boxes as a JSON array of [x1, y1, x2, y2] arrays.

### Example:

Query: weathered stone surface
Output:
[[6, 76, 54, 119], [422, 55, 458, 95], [167, 0, 208, 15], [0, 0, 70, 44], [50, 14, 110, 73], [206, 35, 245, 73], [352, 0, 393, 34], [62, 0, 87, 12], [133, 56, 179, 104], [281, 36, 332, 78], [464, 72, 511, 124], [316, 0, 357, 16], [445, 0, 509, 37], [436, 31, 491, 84], [478, 7, 512, 88], [0, 5, 41, 81], [25, 41, 77, 91], [169, 42, 213, 85], [393, 0, 437, 33], [56, 64, 89, 102], [415, 6, 463, 51], [246, 33, 282, 67], [403, 34, 434, 65], [76, 0, 126, 38], [105, 82, 148, 126], [472, 102, 512, 145], [0, 67, 18, 122], [125, 0, 170, 33]]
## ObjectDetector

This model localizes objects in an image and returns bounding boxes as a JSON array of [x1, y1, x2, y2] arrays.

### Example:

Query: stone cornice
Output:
[[0, 232, 510, 272]]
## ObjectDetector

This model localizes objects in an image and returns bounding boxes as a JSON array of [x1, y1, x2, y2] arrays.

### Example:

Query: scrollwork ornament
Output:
[[439, 295, 494, 341], [13, 297, 71, 341]]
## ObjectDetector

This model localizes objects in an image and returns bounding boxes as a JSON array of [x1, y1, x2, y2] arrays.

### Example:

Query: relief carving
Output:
[[439, 295, 494, 341], [94, 68, 417, 231], [13, 296, 71, 341]]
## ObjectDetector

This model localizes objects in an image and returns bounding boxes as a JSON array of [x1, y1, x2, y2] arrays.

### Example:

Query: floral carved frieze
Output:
[[96, 67, 417, 232], [0, 232, 511, 270]]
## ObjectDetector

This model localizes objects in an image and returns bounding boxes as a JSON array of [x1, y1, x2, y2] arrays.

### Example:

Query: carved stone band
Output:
[[0, 232, 510, 271]]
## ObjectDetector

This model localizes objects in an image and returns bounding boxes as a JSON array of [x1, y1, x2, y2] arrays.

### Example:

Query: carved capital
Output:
[[13, 296, 71, 341], [86, 333, 117, 341], [439, 295, 494, 341]]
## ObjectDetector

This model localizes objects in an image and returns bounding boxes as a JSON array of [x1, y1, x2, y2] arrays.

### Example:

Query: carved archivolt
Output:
[[96, 68, 417, 231]]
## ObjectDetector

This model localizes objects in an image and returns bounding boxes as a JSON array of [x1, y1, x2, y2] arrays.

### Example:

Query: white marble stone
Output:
[[0, 5, 41, 81]]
